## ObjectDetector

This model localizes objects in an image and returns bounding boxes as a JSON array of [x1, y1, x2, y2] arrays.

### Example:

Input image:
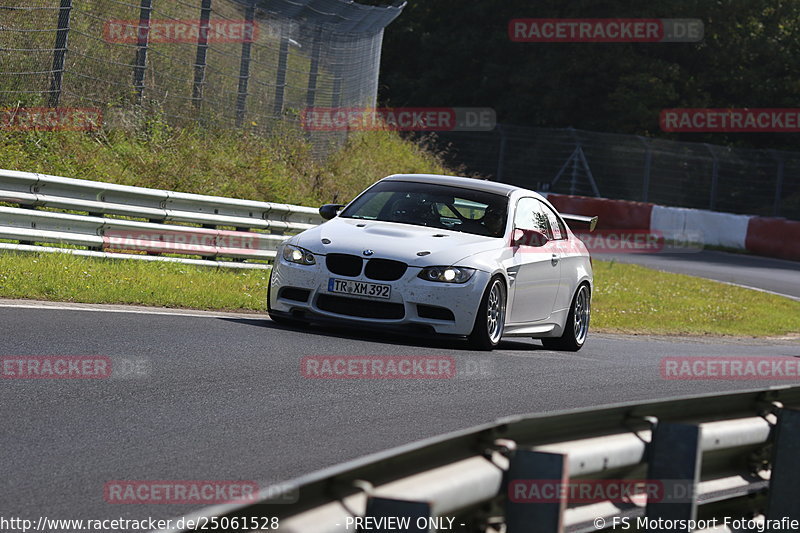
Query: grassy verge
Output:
[[592, 260, 800, 337], [0, 252, 269, 311], [0, 125, 451, 207], [1, 253, 798, 337]]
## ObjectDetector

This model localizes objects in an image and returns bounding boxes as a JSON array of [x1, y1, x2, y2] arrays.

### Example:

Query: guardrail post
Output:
[[766, 408, 800, 521], [132, 0, 153, 105], [645, 423, 701, 522], [365, 497, 429, 532], [48, 0, 73, 107], [506, 450, 566, 533], [235, 0, 256, 127], [192, 0, 213, 110]]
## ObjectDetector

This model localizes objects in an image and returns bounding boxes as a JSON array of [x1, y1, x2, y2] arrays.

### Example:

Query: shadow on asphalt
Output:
[[217, 317, 550, 352]]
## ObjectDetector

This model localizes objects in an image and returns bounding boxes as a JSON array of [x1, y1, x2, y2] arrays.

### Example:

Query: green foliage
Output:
[[0, 124, 450, 206], [380, 0, 800, 150]]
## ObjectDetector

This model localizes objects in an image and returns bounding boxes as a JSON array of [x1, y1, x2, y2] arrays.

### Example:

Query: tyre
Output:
[[468, 276, 507, 351], [541, 283, 591, 352]]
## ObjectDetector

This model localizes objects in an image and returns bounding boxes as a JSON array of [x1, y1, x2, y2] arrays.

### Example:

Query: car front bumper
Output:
[[268, 255, 490, 336]]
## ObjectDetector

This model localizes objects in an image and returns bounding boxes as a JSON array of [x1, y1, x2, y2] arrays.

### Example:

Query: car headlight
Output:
[[282, 245, 316, 265], [418, 266, 476, 284]]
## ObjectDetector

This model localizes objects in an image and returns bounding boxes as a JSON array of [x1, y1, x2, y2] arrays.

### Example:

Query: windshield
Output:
[[340, 180, 508, 237]]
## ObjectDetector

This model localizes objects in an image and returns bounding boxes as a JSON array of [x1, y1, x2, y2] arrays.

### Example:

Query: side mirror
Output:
[[513, 228, 549, 247], [319, 204, 345, 221]]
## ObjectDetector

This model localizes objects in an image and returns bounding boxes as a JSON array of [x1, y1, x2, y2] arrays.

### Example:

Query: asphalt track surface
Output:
[[597, 249, 800, 299], [1, 301, 799, 525]]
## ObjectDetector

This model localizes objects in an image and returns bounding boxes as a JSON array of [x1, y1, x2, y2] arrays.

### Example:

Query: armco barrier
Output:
[[2, 169, 797, 266], [544, 192, 799, 262], [0, 169, 323, 268], [651, 205, 750, 249], [155, 386, 800, 533], [746, 217, 800, 262]]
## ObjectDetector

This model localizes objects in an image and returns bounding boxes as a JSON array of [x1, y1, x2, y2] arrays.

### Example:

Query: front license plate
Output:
[[328, 278, 391, 299]]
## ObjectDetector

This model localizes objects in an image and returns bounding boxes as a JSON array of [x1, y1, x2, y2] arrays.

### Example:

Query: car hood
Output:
[[292, 217, 502, 267]]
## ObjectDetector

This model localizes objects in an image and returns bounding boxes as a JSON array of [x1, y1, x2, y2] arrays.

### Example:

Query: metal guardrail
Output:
[[0, 169, 324, 269], [158, 386, 800, 533]]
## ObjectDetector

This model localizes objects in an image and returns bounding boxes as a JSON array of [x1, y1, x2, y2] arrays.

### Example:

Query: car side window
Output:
[[539, 201, 567, 240], [514, 197, 553, 240]]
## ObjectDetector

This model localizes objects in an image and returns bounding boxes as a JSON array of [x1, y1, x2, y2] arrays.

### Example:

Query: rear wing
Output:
[[561, 213, 598, 232]]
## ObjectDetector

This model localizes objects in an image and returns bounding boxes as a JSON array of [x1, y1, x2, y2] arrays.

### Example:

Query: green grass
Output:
[[0, 125, 451, 207], [0, 252, 269, 311], [1, 252, 798, 337], [592, 260, 800, 337]]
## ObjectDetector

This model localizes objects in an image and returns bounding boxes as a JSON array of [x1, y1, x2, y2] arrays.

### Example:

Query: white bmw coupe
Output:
[[268, 174, 596, 351]]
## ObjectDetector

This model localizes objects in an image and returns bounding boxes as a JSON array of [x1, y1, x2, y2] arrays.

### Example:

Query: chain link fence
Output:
[[434, 125, 800, 220], [0, 0, 404, 155]]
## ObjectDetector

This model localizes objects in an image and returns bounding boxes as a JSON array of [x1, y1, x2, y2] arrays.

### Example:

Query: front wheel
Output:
[[469, 276, 507, 351], [541, 283, 591, 352]]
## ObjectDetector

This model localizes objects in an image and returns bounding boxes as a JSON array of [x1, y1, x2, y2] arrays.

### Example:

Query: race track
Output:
[[1, 302, 798, 524]]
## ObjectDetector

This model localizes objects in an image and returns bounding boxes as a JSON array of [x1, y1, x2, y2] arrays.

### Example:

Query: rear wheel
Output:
[[469, 276, 506, 351], [541, 283, 590, 352]]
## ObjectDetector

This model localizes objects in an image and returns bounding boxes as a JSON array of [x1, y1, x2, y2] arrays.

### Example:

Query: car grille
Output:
[[325, 254, 362, 277], [317, 294, 405, 320], [364, 258, 408, 281]]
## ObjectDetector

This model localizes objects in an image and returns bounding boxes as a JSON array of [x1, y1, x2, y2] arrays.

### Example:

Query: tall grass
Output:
[[0, 120, 452, 206]]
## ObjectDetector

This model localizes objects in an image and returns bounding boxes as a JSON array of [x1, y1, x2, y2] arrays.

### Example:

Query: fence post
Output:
[[769, 150, 785, 217], [331, 75, 342, 109], [133, 0, 153, 105], [273, 33, 290, 116], [638, 136, 652, 202], [48, 0, 73, 108], [704, 144, 719, 210], [192, 0, 213, 110], [496, 124, 507, 183], [305, 28, 323, 109], [235, 0, 256, 127]]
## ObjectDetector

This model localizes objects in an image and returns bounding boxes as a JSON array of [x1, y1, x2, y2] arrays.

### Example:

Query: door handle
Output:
[[551, 254, 560, 266]]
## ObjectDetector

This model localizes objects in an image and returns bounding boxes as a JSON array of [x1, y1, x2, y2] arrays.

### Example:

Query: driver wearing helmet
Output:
[[481, 205, 505, 237]]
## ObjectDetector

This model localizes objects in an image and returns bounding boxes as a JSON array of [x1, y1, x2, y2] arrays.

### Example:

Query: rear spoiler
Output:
[[561, 214, 598, 232]]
